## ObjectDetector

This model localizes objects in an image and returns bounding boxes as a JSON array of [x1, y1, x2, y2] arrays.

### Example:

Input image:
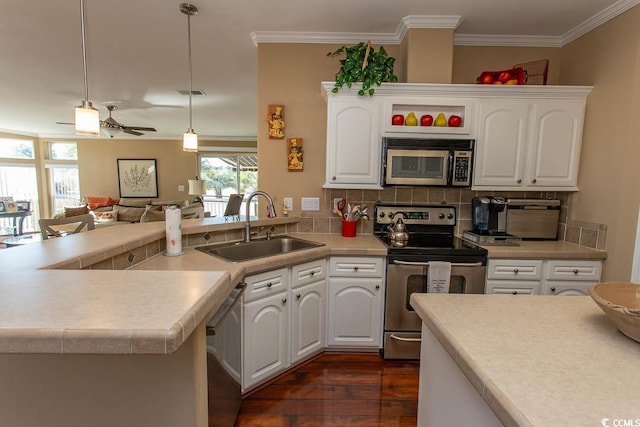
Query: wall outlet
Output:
[[301, 197, 320, 211], [284, 197, 293, 211], [178, 185, 185, 192]]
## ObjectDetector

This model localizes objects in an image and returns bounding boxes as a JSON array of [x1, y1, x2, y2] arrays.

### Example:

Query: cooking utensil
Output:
[[337, 199, 346, 219]]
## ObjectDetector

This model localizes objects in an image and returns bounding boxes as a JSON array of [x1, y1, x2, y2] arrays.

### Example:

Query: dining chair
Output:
[[39, 214, 95, 240]]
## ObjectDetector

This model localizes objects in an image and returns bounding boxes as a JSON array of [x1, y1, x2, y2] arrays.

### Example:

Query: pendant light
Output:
[[180, 3, 198, 152], [75, 0, 100, 136]]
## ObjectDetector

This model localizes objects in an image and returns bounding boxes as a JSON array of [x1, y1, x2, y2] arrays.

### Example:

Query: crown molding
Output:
[[454, 34, 563, 47], [251, 1, 639, 48], [251, 15, 462, 46], [560, 0, 640, 46]]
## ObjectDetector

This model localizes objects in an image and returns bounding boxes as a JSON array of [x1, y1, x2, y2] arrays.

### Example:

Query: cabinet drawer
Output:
[[329, 257, 384, 278], [487, 259, 543, 280], [291, 258, 327, 289], [243, 267, 289, 303], [545, 260, 602, 281], [486, 280, 540, 295]]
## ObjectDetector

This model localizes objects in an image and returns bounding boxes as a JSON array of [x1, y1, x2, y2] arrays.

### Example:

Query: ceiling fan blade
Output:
[[123, 129, 144, 136], [56, 122, 75, 125], [123, 126, 156, 132]]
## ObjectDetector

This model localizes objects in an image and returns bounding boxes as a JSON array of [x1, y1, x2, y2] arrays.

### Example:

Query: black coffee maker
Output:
[[472, 197, 508, 235]]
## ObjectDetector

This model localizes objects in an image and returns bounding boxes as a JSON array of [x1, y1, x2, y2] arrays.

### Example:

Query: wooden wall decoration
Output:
[[287, 138, 303, 171], [267, 104, 285, 139]]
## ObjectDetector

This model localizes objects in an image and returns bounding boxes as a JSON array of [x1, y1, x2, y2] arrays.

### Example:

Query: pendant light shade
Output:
[[180, 3, 198, 152], [75, 0, 100, 136]]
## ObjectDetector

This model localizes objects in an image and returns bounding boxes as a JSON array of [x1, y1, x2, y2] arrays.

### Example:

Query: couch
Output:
[[57, 196, 207, 227]]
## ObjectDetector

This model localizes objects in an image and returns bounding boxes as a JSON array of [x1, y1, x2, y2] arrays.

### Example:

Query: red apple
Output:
[[448, 115, 463, 127], [498, 71, 512, 83], [420, 114, 433, 126], [392, 114, 404, 126], [481, 74, 494, 84]]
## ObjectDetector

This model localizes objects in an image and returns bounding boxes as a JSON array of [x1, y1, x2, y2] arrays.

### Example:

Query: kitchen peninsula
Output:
[[410, 293, 640, 426], [0, 217, 385, 427]]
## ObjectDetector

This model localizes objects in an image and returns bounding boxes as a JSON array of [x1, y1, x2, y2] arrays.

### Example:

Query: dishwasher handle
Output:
[[206, 282, 246, 336], [392, 260, 483, 267]]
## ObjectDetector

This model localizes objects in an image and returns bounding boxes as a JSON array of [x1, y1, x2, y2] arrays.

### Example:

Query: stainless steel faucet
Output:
[[244, 191, 277, 242]]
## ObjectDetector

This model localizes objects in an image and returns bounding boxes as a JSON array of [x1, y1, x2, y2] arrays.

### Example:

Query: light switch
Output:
[[178, 185, 185, 192], [301, 197, 320, 211], [284, 197, 293, 211]]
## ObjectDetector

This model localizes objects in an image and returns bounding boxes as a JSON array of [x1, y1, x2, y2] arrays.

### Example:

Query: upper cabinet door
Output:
[[325, 98, 382, 189], [473, 101, 529, 187], [526, 100, 585, 188]]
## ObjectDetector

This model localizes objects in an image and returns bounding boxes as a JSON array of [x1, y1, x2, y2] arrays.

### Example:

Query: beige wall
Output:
[[405, 29, 454, 83], [256, 43, 404, 214], [560, 5, 640, 281]]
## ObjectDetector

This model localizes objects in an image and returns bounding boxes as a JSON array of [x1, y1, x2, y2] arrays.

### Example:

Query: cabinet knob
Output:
[[532, 178, 537, 184], [550, 287, 556, 292], [375, 285, 380, 290], [267, 282, 273, 288], [296, 293, 301, 299], [513, 268, 519, 274], [354, 266, 359, 272], [282, 297, 287, 304], [512, 291, 518, 295], [310, 270, 315, 277], [573, 269, 579, 274], [517, 179, 522, 184], [332, 176, 336, 181]]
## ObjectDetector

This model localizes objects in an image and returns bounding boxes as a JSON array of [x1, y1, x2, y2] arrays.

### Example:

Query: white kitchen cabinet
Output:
[[243, 290, 289, 391], [290, 280, 326, 364], [474, 96, 587, 191], [242, 258, 327, 392], [324, 97, 383, 189], [327, 256, 385, 348], [542, 259, 602, 296], [486, 259, 602, 297]]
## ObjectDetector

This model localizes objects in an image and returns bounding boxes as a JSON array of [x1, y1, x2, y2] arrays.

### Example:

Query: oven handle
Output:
[[392, 260, 483, 267], [390, 334, 422, 343]]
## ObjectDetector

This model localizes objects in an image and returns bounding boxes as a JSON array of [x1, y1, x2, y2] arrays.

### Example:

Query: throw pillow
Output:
[[64, 205, 89, 217], [93, 210, 118, 222], [140, 209, 165, 223], [113, 205, 145, 222], [85, 196, 120, 210]]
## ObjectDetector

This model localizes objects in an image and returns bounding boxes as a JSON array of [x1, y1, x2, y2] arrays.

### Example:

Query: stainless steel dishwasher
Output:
[[206, 282, 245, 427]]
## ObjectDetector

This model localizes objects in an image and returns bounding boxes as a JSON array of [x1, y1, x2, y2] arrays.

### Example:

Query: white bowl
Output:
[[589, 282, 640, 343]]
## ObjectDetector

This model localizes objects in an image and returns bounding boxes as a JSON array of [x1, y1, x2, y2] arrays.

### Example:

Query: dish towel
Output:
[[427, 261, 451, 293]]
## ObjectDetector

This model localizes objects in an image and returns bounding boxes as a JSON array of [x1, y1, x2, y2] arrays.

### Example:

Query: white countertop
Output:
[[0, 219, 386, 355], [410, 294, 639, 426]]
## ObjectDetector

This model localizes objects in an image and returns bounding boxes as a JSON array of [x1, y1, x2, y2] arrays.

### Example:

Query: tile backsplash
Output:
[[298, 187, 607, 251]]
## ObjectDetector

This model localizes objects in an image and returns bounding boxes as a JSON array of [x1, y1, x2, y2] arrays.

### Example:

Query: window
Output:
[[0, 138, 39, 235], [46, 142, 80, 215], [199, 154, 258, 217]]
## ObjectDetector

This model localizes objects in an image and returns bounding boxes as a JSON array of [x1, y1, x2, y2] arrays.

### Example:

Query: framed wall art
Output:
[[117, 159, 158, 198]]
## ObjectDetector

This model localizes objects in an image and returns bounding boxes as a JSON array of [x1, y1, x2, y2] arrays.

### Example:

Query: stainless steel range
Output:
[[373, 203, 488, 360]]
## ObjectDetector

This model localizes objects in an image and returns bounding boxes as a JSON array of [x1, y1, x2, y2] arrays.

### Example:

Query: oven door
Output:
[[385, 149, 450, 186], [383, 260, 486, 359]]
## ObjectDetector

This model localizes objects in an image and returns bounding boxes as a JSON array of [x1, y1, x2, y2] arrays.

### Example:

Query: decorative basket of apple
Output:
[[391, 112, 463, 127], [476, 67, 527, 85]]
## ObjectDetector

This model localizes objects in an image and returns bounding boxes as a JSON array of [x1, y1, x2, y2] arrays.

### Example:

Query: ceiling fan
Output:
[[57, 105, 157, 138]]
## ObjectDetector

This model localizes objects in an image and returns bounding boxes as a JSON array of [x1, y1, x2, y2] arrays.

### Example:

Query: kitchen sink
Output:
[[195, 235, 324, 262]]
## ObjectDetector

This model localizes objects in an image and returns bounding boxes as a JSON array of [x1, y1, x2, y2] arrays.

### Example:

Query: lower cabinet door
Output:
[[327, 277, 383, 347], [290, 280, 326, 364], [243, 291, 289, 391], [543, 281, 596, 296]]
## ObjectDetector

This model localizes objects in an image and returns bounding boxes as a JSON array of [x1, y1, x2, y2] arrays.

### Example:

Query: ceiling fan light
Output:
[[183, 130, 198, 152], [75, 101, 100, 136], [102, 125, 120, 139]]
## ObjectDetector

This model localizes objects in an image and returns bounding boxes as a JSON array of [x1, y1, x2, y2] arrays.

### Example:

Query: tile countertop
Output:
[[0, 223, 386, 355], [480, 240, 607, 260], [410, 294, 639, 426]]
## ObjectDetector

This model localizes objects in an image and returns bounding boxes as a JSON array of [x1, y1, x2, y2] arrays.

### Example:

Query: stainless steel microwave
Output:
[[382, 138, 474, 187]]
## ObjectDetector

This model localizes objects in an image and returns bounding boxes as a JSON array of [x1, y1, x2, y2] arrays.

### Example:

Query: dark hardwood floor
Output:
[[235, 353, 419, 426]]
